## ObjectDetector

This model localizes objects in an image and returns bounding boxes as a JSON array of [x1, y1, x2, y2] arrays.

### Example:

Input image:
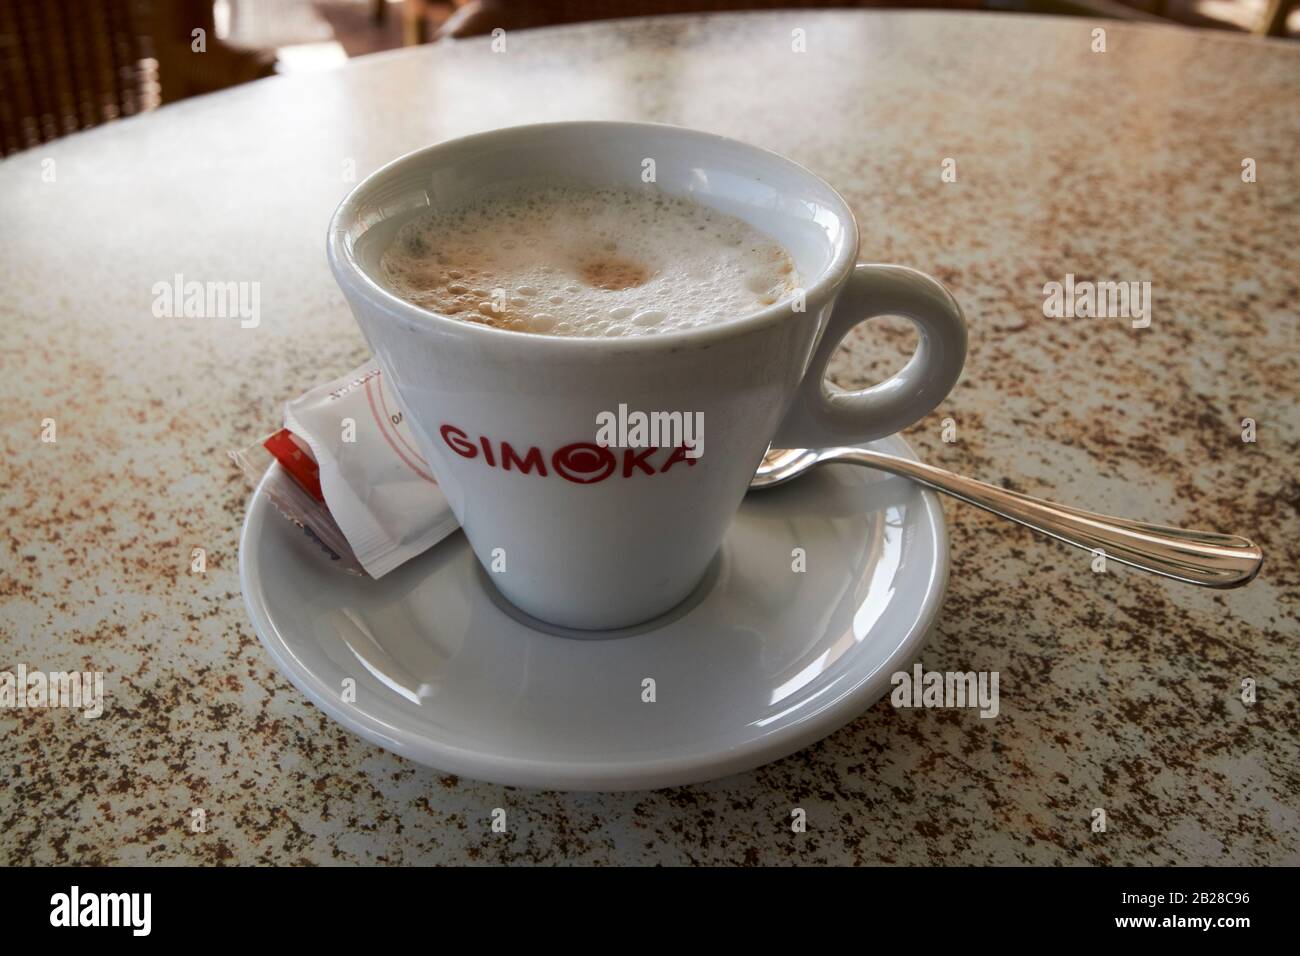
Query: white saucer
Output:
[[239, 435, 949, 791]]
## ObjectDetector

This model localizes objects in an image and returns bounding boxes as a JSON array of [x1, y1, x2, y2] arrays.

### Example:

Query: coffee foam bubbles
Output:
[[379, 182, 798, 337]]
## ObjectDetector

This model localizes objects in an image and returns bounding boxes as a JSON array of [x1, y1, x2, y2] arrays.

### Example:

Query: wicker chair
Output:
[[0, 0, 275, 156]]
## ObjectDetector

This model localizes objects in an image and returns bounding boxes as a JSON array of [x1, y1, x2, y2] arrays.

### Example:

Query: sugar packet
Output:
[[232, 362, 459, 577]]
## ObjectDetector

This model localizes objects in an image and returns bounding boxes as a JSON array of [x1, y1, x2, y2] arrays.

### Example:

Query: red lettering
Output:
[[442, 428, 694, 482], [660, 445, 699, 473], [622, 446, 657, 477], [502, 441, 548, 476], [440, 424, 477, 459], [552, 443, 617, 483]]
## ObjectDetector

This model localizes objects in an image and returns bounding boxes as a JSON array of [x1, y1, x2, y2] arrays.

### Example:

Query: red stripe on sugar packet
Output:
[[263, 428, 324, 503]]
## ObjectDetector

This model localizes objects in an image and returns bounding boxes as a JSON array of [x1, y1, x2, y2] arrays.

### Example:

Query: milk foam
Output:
[[379, 182, 798, 337]]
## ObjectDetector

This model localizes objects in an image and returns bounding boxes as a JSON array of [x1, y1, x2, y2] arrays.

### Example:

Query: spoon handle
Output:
[[837, 448, 1263, 588]]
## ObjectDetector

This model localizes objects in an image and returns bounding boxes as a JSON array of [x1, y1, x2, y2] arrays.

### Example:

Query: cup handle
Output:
[[771, 263, 968, 449]]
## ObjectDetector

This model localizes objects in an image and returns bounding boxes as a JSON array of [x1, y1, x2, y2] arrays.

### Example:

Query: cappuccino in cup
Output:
[[379, 181, 799, 336], [330, 122, 967, 629]]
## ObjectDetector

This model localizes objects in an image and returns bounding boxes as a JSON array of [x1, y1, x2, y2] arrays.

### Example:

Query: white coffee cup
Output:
[[328, 122, 966, 630]]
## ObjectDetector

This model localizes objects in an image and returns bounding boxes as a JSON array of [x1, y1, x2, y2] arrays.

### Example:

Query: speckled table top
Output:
[[1, 11, 1297, 865]]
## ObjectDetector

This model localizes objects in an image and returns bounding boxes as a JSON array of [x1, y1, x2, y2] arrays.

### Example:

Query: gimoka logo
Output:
[[439, 424, 700, 484]]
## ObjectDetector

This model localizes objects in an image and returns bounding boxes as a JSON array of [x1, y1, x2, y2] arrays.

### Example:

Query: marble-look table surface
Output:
[[1, 12, 1296, 865]]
